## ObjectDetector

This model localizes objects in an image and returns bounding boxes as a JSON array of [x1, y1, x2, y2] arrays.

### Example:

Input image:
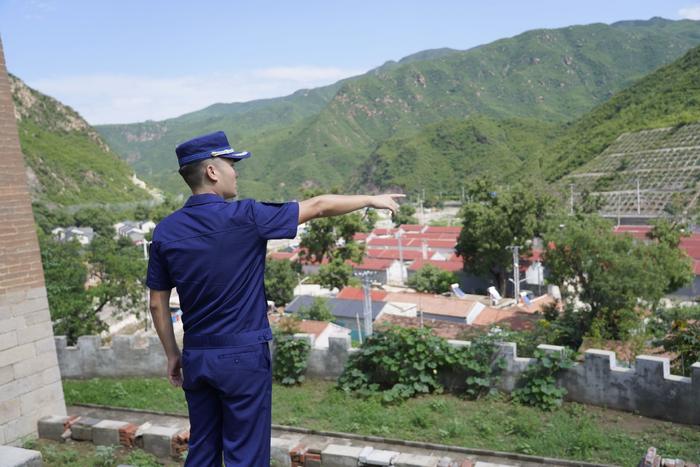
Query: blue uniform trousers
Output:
[[182, 332, 273, 467]]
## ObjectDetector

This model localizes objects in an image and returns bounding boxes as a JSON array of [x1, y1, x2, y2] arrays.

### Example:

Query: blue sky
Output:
[[1, 0, 699, 124]]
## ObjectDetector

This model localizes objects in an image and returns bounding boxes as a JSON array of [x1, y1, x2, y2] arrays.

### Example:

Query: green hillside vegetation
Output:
[[96, 18, 700, 199], [546, 44, 700, 180], [357, 117, 559, 196], [10, 75, 151, 206]]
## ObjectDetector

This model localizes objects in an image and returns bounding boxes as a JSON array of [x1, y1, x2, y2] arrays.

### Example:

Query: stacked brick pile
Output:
[[38, 415, 532, 466], [640, 447, 698, 467]]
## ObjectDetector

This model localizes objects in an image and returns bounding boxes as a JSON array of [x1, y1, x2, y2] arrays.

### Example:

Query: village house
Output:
[[51, 226, 95, 245]]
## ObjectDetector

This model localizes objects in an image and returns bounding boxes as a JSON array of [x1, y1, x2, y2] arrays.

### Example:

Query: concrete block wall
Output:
[[495, 343, 700, 425], [0, 37, 67, 446], [54, 333, 700, 425], [55, 335, 168, 378]]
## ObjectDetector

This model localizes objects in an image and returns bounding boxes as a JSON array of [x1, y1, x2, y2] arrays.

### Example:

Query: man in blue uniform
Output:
[[146, 131, 401, 466]]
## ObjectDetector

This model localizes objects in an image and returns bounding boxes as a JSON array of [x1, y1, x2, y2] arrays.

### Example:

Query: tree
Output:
[[455, 181, 556, 295], [300, 212, 366, 263], [73, 207, 117, 238], [297, 297, 334, 321], [543, 214, 692, 342], [392, 204, 418, 226], [647, 218, 689, 248], [264, 259, 299, 307], [38, 233, 101, 344], [317, 256, 353, 290], [407, 264, 457, 294], [86, 236, 148, 318]]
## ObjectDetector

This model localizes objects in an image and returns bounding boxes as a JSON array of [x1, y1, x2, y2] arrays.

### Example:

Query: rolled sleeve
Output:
[[146, 241, 175, 290], [252, 201, 299, 240]]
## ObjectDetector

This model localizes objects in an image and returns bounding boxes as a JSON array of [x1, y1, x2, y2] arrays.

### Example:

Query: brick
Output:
[[0, 372, 43, 401], [12, 297, 48, 319], [0, 364, 13, 385], [271, 437, 297, 467], [290, 443, 307, 467], [3, 414, 37, 445], [142, 424, 180, 458], [19, 380, 62, 415], [0, 445, 42, 467], [0, 399, 20, 424], [16, 320, 53, 346], [0, 343, 35, 368], [171, 429, 189, 457], [119, 423, 138, 448], [34, 336, 56, 355], [321, 444, 365, 467], [93, 420, 129, 446], [0, 330, 18, 351], [304, 452, 321, 467], [394, 453, 440, 467], [13, 350, 58, 379], [37, 415, 70, 441], [23, 309, 50, 326]]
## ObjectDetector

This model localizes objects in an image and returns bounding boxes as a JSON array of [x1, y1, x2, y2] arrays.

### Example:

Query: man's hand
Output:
[[368, 194, 404, 215], [167, 353, 183, 387]]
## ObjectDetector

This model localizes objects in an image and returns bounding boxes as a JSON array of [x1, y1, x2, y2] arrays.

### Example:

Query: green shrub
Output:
[[273, 332, 311, 385], [512, 348, 575, 411], [451, 333, 506, 399], [337, 326, 453, 403]]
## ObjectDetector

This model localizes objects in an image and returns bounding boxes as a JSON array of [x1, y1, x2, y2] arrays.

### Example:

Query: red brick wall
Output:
[[0, 37, 45, 295]]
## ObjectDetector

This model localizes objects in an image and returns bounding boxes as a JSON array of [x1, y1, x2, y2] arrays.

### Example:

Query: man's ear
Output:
[[204, 161, 220, 183]]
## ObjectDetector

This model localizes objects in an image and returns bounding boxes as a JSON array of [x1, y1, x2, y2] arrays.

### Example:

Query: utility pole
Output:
[[461, 186, 465, 204], [506, 245, 521, 302], [355, 271, 375, 338], [395, 230, 405, 285]]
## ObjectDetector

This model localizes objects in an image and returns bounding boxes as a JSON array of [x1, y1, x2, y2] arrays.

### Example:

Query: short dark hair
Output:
[[178, 158, 210, 190]]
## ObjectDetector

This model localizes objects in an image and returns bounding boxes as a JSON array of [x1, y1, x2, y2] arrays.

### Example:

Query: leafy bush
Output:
[[273, 330, 311, 386], [451, 333, 506, 399], [296, 296, 334, 321], [338, 326, 453, 403], [512, 348, 575, 411], [660, 318, 700, 376], [406, 264, 457, 294]]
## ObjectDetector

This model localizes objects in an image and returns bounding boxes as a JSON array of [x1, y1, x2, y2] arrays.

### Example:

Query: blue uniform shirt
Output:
[[146, 193, 299, 336]]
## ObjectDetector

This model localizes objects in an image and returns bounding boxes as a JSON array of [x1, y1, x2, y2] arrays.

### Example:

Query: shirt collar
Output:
[[183, 193, 227, 207]]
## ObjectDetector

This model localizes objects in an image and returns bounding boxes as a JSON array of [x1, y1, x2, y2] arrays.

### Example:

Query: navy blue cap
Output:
[[175, 131, 251, 168]]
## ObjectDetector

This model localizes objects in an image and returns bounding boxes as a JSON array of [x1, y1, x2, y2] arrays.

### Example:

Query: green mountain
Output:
[[364, 40, 700, 211], [97, 18, 700, 199], [10, 75, 154, 207], [546, 43, 700, 180], [356, 116, 560, 197]]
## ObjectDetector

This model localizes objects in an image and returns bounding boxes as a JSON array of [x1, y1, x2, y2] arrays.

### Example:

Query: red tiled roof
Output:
[[470, 307, 539, 331], [375, 314, 471, 340], [400, 224, 424, 232], [372, 228, 398, 236], [424, 226, 461, 234], [349, 258, 394, 271], [366, 248, 426, 261], [408, 258, 463, 272], [268, 251, 298, 261], [336, 286, 388, 301], [384, 292, 476, 318], [353, 232, 369, 241]]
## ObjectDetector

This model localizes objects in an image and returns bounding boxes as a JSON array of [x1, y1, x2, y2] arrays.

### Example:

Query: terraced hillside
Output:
[[564, 123, 700, 218]]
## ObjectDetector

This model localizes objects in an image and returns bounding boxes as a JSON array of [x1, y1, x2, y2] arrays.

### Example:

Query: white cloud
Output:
[[679, 4, 700, 20], [27, 66, 364, 125]]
